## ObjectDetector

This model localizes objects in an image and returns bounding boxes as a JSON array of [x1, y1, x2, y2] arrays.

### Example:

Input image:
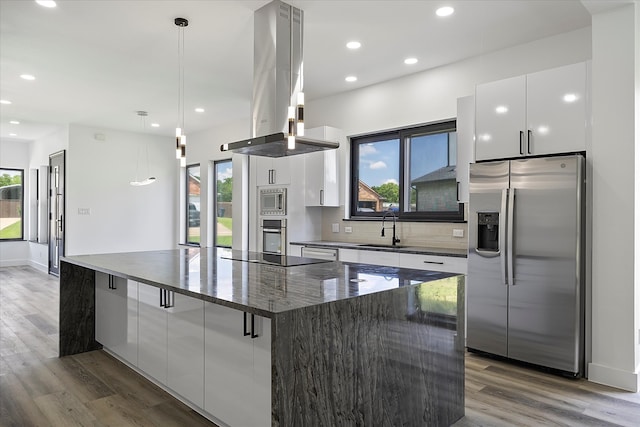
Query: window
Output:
[[350, 120, 462, 221], [186, 164, 200, 245], [0, 168, 24, 240], [214, 160, 232, 247]]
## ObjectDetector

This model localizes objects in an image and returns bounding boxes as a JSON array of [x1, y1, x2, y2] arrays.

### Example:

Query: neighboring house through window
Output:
[[214, 160, 232, 247]]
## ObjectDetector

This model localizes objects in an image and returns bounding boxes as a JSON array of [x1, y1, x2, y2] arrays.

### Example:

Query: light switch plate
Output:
[[332, 223, 340, 233], [453, 229, 464, 238]]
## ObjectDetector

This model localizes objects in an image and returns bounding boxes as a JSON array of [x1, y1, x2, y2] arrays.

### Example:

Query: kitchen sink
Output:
[[357, 244, 407, 249]]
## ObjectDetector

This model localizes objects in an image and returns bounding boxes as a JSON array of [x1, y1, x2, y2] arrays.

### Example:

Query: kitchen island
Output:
[[60, 247, 465, 427]]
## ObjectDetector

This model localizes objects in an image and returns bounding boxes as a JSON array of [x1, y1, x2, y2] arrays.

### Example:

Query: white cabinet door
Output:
[[204, 303, 255, 427], [289, 244, 303, 256], [339, 248, 360, 263], [398, 253, 467, 274], [256, 157, 291, 186], [456, 95, 474, 203], [95, 273, 138, 366], [305, 150, 339, 206], [249, 314, 272, 427], [138, 283, 168, 384], [475, 75, 526, 161], [526, 62, 587, 155], [110, 279, 138, 366], [168, 293, 204, 407]]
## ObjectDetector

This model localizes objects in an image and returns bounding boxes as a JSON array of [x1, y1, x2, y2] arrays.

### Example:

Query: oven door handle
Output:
[[262, 228, 282, 232]]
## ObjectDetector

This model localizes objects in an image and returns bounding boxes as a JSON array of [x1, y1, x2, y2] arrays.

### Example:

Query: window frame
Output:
[[185, 163, 201, 246], [213, 159, 232, 248], [350, 119, 464, 222], [0, 168, 25, 241]]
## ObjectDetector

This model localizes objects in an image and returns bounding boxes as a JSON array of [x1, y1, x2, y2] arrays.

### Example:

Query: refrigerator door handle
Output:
[[507, 188, 516, 286], [500, 189, 508, 285]]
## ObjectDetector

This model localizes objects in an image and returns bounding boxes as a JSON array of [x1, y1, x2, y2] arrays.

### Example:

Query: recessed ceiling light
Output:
[[563, 93, 578, 103], [345, 76, 358, 82], [495, 105, 508, 114], [36, 0, 57, 7], [151, 123, 160, 128], [9, 133, 17, 137], [9, 120, 20, 125], [20, 74, 36, 81], [404, 57, 418, 65], [346, 41, 361, 50], [0, 99, 11, 105], [436, 6, 454, 17], [195, 107, 205, 113]]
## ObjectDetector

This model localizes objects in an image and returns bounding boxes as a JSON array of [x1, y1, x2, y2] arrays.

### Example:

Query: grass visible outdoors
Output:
[[0, 220, 22, 239], [418, 276, 459, 315], [216, 217, 232, 247]]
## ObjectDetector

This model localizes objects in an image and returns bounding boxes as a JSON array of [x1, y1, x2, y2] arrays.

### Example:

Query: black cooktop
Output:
[[221, 251, 333, 267]]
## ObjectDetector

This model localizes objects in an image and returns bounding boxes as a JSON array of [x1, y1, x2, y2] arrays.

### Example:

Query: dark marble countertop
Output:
[[61, 248, 459, 318], [289, 240, 468, 258]]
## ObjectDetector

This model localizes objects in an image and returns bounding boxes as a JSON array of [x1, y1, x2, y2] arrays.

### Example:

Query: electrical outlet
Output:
[[332, 223, 340, 233], [453, 229, 464, 238], [344, 226, 353, 233]]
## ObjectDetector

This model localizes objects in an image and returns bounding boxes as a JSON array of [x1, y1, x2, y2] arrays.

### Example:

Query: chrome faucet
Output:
[[381, 210, 401, 246]]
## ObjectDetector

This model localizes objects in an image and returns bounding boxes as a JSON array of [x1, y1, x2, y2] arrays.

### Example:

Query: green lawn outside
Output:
[[418, 276, 459, 315], [218, 217, 232, 229], [0, 220, 22, 239]]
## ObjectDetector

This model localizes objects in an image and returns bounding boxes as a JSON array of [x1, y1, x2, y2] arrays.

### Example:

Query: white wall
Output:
[[65, 124, 178, 255], [0, 139, 30, 266], [589, 3, 639, 392]]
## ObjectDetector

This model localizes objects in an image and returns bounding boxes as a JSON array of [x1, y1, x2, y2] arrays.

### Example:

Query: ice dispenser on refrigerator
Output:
[[477, 212, 499, 252]]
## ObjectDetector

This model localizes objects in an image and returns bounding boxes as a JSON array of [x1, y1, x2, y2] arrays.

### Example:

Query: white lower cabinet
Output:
[[204, 302, 271, 427], [339, 248, 399, 267], [167, 293, 204, 407], [398, 253, 467, 275], [138, 283, 169, 384], [95, 272, 138, 366]]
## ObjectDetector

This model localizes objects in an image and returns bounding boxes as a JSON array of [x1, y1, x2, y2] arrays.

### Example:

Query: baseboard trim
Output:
[[0, 259, 28, 268], [28, 260, 49, 274], [588, 362, 639, 392]]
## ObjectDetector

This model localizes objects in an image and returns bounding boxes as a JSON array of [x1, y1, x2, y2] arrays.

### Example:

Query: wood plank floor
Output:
[[1, 265, 638, 426]]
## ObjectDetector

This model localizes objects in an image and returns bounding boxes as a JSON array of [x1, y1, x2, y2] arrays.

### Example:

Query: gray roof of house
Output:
[[411, 165, 456, 184]]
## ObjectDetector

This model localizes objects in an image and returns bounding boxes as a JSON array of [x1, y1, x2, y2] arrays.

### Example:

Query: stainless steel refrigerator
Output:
[[467, 154, 585, 376]]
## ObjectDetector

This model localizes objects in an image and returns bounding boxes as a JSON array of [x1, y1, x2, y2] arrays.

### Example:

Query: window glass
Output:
[[214, 160, 232, 247], [186, 165, 200, 245], [0, 168, 24, 240], [354, 137, 400, 213], [351, 120, 462, 220]]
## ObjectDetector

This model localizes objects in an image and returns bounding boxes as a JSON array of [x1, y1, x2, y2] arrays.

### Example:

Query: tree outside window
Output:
[[0, 168, 24, 240]]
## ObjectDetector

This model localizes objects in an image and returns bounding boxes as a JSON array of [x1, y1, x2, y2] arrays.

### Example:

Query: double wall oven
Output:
[[259, 188, 287, 255]]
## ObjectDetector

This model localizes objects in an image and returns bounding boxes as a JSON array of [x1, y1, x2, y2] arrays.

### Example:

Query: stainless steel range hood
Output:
[[220, 0, 339, 157]]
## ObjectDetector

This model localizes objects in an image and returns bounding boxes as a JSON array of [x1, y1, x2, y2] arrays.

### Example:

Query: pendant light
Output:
[[175, 17, 188, 167], [130, 111, 157, 186]]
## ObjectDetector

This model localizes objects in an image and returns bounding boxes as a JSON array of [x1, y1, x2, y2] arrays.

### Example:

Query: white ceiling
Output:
[[0, 0, 597, 143]]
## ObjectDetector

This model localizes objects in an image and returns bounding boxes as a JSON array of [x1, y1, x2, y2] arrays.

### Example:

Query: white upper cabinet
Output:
[[455, 95, 474, 203], [255, 156, 291, 186], [475, 62, 587, 161], [526, 62, 587, 156], [475, 75, 527, 161], [305, 126, 342, 207]]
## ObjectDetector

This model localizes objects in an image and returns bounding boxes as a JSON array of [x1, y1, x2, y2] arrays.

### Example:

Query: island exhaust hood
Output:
[[220, 0, 339, 157]]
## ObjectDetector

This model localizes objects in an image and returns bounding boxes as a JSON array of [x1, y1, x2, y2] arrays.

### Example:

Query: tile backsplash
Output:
[[320, 206, 468, 250]]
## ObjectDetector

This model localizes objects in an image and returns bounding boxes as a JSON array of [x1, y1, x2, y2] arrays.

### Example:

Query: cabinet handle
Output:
[[251, 314, 259, 339], [519, 131, 524, 155], [271, 169, 276, 184], [159, 288, 164, 307], [527, 130, 532, 154], [159, 289, 174, 308], [243, 312, 251, 336], [456, 182, 460, 202], [423, 260, 445, 265], [166, 290, 174, 308], [320, 189, 324, 205], [108, 275, 117, 290]]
